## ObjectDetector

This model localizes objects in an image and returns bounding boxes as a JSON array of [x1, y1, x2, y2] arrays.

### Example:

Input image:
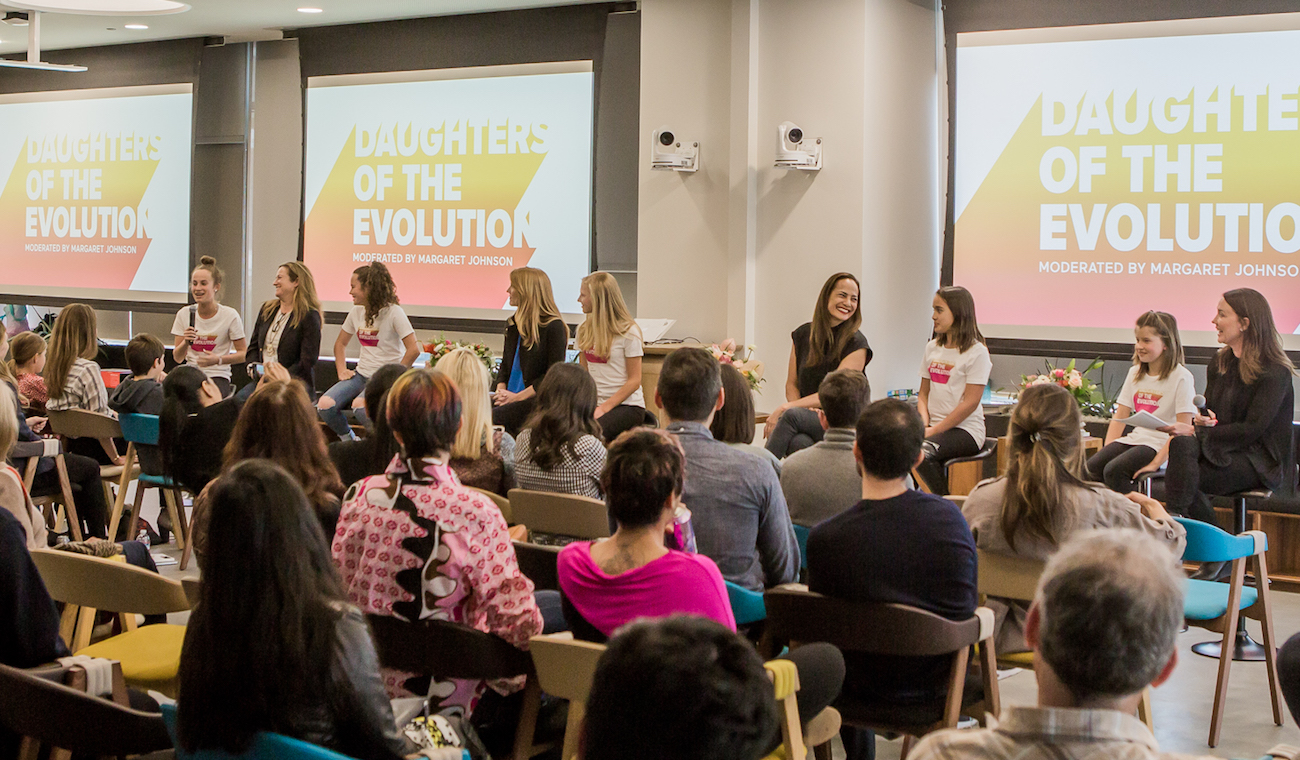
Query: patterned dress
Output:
[[331, 455, 542, 715]]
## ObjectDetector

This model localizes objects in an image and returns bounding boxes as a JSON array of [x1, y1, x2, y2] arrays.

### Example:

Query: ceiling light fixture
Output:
[[0, 11, 86, 72], [2, 12, 29, 26], [124, 23, 147, 29], [1, 1, 189, 16], [297, 7, 323, 13]]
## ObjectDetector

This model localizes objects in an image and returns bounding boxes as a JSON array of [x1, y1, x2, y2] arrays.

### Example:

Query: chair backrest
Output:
[[1174, 517, 1263, 563], [47, 409, 123, 441], [469, 486, 512, 523], [365, 613, 533, 680], [119, 413, 161, 446], [160, 703, 363, 760], [507, 488, 611, 539], [31, 548, 191, 615], [0, 662, 172, 756], [514, 541, 561, 591], [763, 586, 991, 656], [182, 576, 203, 608], [976, 550, 1045, 603], [793, 524, 810, 570], [726, 581, 767, 625], [529, 632, 606, 703]]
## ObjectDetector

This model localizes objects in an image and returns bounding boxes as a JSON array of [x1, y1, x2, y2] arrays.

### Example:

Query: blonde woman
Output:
[[46, 303, 123, 466], [492, 267, 571, 435], [244, 261, 324, 399], [436, 348, 517, 496], [577, 271, 646, 440], [171, 256, 247, 397]]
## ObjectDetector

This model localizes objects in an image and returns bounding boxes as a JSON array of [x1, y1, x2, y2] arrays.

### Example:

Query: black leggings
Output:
[[1086, 442, 1157, 494], [915, 428, 981, 496], [597, 404, 648, 441], [1164, 434, 1263, 525], [765, 408, 824, 459], [493, 396, 538, 438], [30, 453, 110, 539]]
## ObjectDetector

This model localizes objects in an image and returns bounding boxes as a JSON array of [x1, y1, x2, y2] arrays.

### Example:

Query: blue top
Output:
[[507, 343, 526, 393]]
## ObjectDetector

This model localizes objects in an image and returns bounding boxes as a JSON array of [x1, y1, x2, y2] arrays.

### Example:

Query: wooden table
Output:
[[996, 434, 1102, 476]]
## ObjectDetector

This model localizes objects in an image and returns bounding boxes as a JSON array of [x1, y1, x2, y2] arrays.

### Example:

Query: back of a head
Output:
[[658, 348, 721, 424], [527, 363, 601, 469], [225, 380, 343, 500], [8, 331, 45, 372], [582, 616, 777, 760], [125, 333, 165, 377], [1035, 529, 1184, 703], [601, 428, 684, 529], [710, 363, 755, 444], [386, 368, 461, 460], [435, 348, 494, 459], [158, 366, 213, 489], [819, 369, 871, 429], [1001, 383, 1088, 552], [363, 363, 408, 471], [855, 398, 924, 480]]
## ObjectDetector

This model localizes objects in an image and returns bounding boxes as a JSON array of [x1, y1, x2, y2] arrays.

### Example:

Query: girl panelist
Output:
[[492, 267, 570, 436], [578, 272, 647, 441], [172, 256, 247, 397]]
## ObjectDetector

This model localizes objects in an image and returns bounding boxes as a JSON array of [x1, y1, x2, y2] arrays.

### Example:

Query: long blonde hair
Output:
[[46, 304, 99, 399], [8, 332, 46, 378], [576, 272, 639, 359], [435, 348, 496, 459], [509, 267, 563, 348], [260, 261, 324, 329]]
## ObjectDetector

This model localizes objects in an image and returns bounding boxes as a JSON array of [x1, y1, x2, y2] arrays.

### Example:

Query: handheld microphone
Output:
[[187, 305, 196, 345], [1192, 394, 1210, 418]]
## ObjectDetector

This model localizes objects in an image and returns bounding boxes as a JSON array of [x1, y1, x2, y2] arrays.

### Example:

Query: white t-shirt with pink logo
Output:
[[1116, 363, 1197, 450], [583, 332, 645, 408], [171, 304, 246, 381], [342, 304, 415, 378], [919, 339, 992, 442]]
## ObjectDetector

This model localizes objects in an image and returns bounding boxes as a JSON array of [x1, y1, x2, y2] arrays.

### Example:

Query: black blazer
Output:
[[1201, 357, 1296, 491], [495, 318, 571, 392], [246, 304, 323, 397]]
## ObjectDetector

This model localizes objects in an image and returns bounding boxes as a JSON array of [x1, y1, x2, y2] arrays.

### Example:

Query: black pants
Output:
[[597, 404, 648, 442], [765, 407, 824, 459], [1278, 631, 1300, 725], [1085, 442, 1157, 494], [915, 428, 980, 496], [493, 397, 537, 438], [1164, 435, 1263, 525], [30, 453, 109, 539]]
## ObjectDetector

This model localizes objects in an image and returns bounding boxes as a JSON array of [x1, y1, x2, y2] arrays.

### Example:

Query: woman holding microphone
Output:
[[172, 256, 247, 397]]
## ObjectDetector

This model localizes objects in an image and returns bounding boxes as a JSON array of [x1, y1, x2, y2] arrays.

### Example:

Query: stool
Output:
[[1135, 470, 1163, 499], [944, 438, 998, 496], [1191, 489, 1273, 663]]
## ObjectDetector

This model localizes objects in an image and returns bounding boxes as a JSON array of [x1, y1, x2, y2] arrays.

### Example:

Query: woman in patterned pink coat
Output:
[[331, 367, 542, 716]]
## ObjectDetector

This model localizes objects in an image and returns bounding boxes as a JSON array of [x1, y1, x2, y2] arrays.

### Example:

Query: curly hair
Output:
[[354, 262, 400, 327]]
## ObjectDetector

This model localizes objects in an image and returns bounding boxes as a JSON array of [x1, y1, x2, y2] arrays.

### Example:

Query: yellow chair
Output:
[[30, 549, 190, 697], [507, 489, 610, 540], [468, 485, 512, 523]]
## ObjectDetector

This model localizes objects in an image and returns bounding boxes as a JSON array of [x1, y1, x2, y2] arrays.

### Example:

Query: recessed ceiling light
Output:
[[124, 23, 147, 29], [3, 1, 188, 16], [298, 7, 323, 13]]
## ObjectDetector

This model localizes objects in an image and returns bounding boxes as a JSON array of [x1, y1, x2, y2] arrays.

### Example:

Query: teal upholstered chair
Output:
[[118, 413, 193, 568], [793, 524, 810, 570], [726, 580, 767, 626]]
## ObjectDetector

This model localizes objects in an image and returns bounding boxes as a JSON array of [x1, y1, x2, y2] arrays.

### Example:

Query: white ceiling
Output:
[[0, 0, 603, 55]]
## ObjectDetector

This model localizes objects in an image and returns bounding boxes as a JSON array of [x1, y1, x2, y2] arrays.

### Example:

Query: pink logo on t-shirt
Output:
[[583, 351, 607, 364], [191, 334, 217, 353], [357, 328, 380, 348], [928, 360, 954, 384], [1134, 391, 1162, 414]]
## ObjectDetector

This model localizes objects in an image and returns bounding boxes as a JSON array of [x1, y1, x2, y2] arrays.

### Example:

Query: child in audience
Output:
[[1086, 311, 1196, 493], [436, 347, 516, 496], [515, 363, 606, 500], [109, 333, 166, 416], [9, 331, 47, 414], [710, 363, 781, 476], [318, 262, 419, 441], [765, 272, 872, 458], [577, 271, 647, 441], [328, 363, 408, 489], [45, 303, 123, 465], [914, 286, 992, 494], [159, 365, 241, 497], [178, 459, 409, 760], [492, 266, 571, 436], [171, 256, 247, 398]]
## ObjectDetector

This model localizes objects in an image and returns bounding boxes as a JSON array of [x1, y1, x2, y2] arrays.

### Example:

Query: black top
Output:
[[246, 305, 323, 398], [792, 322, 872, 398], [0, 509, 69, 668], [1201, 356, 1295, 490], [329, 438, 390, 492], [109, 377, 164, 416], [170, 397, 243, 494], [807, 490, 976, 704], [495, 318, 570, 391]]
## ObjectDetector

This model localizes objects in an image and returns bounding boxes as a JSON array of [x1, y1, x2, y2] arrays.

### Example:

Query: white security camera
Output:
[[651, 126, 699, 172], [775, 121, 821, 171]]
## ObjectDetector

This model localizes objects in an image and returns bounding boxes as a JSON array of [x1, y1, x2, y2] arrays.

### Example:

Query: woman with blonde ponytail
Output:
[[961, 383, 1185, 653], [577, 272, 647, 440]]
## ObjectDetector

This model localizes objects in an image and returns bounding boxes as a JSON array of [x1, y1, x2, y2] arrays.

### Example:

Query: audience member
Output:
[[806, 398, 976, 760], [45, 303, 123, 465], [656, 347, 798, 592], [245, 261, 324, 398], [328, 363, 407, 489], [171, 256, 247, 397], [159, 365, 241, 497], [331, 368, 542, 713], [515, 363, 606, 500], [436, 347, 517, 496], [1279, 632, 1300, 726], [318, 262, 418, 441], [0, 386, 49, 549], [963, 383, 1185, 653], [781, 368, 871, 527], [710, 363, 781, 476], [178, 460, 409, 760], [492, 266, 570, 436], [0, 507, 67, 668], [9, 331, 47, 414], [109, 333, 166, 416], [766, 273, 871, 458], [910, 530, 1209, 760], [577, 271, 647, 441]]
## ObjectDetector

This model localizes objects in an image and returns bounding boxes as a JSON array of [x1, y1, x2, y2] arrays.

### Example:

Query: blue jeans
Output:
[[318, 372, 368, 440]]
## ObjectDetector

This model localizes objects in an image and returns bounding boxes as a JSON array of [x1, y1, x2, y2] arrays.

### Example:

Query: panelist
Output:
[[244, 262, 324, 399], [171, 256, 247, 398], [492, 267, 570, 436]]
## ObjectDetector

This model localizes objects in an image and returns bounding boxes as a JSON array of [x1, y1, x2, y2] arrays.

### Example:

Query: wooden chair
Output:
[[507, 488, 611, 540], [118, 413, 191, 567], [46, 409, 140, 537], [912, 438, 998, 497], [30, 548, 191, 697], [15, 438, 80, 541], [763, 585, 999, 758], [161, 702, 358, 760], [470, 485, 512, 522], [0, 661, 172, 760], [365, 613, 551, 760], [514, 541, 561, 591]]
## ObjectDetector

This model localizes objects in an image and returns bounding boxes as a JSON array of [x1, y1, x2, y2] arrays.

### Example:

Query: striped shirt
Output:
[[47, 358, 115, 418], [514, 429, 606, 501]]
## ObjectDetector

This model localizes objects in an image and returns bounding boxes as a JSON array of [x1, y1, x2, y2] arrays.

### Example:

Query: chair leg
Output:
[[978, 641, 1001, 722], [900, 734, 915, 760], [1208, 557, 1246, 748], [55, 455, 82, 542], [124, 482, 146, 543], [1137, 687, 1153, 731], [1253, 552, 1284, 726], [107, 444, 136, 539], [178, 491, 196, 571], [510, 674, 543, 760], [560, 699, 584, 760], [163, 489, 185, 550], [71, 605, 96, 652], [59, 603, 79, 645], [942, 647, 970, 727], [814, 743, 833, 760]]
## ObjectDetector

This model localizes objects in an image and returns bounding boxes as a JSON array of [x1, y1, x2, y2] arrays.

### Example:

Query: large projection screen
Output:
[[0, 83, 194, 304], [303, 61, 595, 320], [953, 14, 1300, 349]]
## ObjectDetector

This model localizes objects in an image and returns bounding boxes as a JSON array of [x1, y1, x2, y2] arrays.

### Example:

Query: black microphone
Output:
[[1192, 394, 1209, 418], [187, 305, 197, 345]]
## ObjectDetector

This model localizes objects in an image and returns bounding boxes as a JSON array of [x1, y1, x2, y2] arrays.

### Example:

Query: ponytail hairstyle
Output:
[[524, 363, 602, 470], [435, 348, 496, 459], [934, 286, 984, 353], [193, 256, 225, 297], [46, 303, 99, 400], [808, 273, 862, 367], [8, 331, 46, 378], [359, 364, 408, 476], [261, 261, 323, 329], [353, 262, 399, 327], [1133, 311, 1184, 381], [0, 332, 15, 388], [508, 267, 563, 348], [1217, 288, 1295, 384], [159, 366, 211, 492], [999, 383, 1092, 552], [576, 272, 639, 359]]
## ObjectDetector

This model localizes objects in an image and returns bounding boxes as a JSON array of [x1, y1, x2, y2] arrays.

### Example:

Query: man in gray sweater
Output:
[[781, 369, 871, 527]]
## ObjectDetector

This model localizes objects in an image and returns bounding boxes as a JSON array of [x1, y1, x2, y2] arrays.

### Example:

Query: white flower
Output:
[[1067, 373, 1083, 389]]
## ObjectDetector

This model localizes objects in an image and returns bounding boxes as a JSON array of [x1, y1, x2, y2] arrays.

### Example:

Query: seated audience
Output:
[[45, 303, 122, 465], [910, 530, 1209, 760], [710, 363, 782, 476], [159, 365, 241, 496], [332, 368, 542, 713], [178, 460, 409, 760], [9, 331, 48, 415], [328, 363, 407, 489], [109, 333, 166, 416], [806, 398, 976, 760], [656, 347, 799, 592], [781, 369, 871, 527], [436, 347, 517, 496], [962, 383, 1185, 653], [0, 507, 67, 668], [515, 363, 606, 500]]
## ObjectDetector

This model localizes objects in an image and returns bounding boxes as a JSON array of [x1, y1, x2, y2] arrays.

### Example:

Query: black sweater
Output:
[[495, 318, 570, 392], [1201, 356, 1295, 490], [246, 305, 323, 397]]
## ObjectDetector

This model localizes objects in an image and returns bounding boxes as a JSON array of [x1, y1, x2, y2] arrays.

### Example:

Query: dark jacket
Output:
[[169, 397, 243, 494], [108, 377, 164, 416], [495, 318, 570, 392], [329, 438, 394, 493], [0, 509, 69, 668], [246, 305, 323, 398], [8, 381, 51, 476], [1201, 357, 1296, 490]]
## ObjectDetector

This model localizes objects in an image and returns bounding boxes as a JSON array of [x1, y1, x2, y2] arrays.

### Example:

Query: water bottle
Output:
[[671, 505, 697, 554], [136, 527, 150, 548]]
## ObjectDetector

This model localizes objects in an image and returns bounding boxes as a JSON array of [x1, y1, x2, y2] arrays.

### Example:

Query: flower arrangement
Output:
[[709, 339, 764, 391], [422, 336, 498, 375], [1018, 358, 1111, 417]]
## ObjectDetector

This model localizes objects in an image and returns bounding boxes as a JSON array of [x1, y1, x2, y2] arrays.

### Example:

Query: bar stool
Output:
[[943, 437, 998, 496]]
